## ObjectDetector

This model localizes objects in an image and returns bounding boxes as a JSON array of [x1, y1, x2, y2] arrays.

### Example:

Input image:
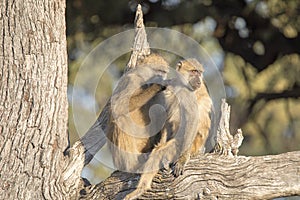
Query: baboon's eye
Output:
[[157, 69, 167, 74], [190, 70, 199, 74]]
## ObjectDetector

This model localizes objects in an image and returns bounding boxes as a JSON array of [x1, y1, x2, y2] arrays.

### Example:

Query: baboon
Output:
[[173, 59, 213, 176], [107, 53, 170, 172], [124, 59, 213, 200]]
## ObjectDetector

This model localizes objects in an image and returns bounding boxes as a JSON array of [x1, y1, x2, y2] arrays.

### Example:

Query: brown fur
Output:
[[107, 53, 169, 172], [124, 59, 213, 200]]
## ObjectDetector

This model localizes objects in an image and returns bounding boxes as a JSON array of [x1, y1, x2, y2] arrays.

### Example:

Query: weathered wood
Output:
[[126, 4, 151, 70], [214, 99, 243, 156], [80, 151, 300, 199]]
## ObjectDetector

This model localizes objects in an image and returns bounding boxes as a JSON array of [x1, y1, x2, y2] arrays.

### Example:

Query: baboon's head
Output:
[[137, 53, 169, 79], [176, 58, 204, 90]]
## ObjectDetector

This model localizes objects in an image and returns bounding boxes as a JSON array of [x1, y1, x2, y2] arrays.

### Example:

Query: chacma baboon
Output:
[[124, 58, 213, 200], [172, 59, 213, 176], [107, 53, 170, 172]]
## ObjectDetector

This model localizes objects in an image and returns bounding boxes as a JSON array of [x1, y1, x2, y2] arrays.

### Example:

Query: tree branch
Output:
[[248, 86, 300, 114], [80, 151, 300, 199], [213, 99, 244, 156], [126, 4, 150, 71]]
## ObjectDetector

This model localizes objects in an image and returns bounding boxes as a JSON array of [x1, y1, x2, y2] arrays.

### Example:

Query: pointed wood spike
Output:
[[126, 4, 150, 71], [213, 99, 243, 156], [135, 4, 144, 28]]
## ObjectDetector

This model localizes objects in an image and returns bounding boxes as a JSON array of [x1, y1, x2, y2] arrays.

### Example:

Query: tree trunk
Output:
[[0, 0, 69, 199]]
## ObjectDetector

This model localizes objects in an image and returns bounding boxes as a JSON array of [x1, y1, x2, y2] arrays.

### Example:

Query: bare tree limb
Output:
[[80, 151, 300, 199], [248, 86, 300, 114]]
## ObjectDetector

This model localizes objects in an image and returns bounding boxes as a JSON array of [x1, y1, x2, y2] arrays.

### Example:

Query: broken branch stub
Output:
[[213, 99, 244, 156], [126, 4, 151, 71]]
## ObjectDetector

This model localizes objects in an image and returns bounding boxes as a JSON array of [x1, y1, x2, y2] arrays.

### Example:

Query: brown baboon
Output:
[[107, 53, 170, 172], [124, 58, 213, 200], [172, 59, 213, 176]]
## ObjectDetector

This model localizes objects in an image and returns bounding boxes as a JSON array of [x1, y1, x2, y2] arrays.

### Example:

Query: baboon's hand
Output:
[[154, 79, 170, 91], [172, 152, 190, 177], [147, 79, 168, 91], [172, 160, 185, 177]]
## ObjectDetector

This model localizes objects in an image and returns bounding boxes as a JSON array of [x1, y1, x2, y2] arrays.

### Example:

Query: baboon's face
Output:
[[176, 59, 204, 90], [188, 69, 203, 90]]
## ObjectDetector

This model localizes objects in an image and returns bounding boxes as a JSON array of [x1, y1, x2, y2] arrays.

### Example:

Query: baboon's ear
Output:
[[176, 61, 182, 71]]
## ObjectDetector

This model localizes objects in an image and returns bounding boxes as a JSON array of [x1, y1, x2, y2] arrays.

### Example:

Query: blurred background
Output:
[[66, 0, 300, 184]]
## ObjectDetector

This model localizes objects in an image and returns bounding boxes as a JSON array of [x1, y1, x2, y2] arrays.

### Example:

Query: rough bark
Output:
[[0, 0, 70, 199]]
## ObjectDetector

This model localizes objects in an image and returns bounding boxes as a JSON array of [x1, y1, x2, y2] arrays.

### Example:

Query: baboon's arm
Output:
[[129, 83, 164, 112]]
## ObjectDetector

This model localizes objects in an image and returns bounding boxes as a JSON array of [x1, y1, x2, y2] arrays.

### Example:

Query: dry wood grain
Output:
[[80, 151, 300, 199]]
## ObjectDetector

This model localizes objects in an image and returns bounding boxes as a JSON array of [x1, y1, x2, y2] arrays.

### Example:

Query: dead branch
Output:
[[213, 99, 243, 156], [80, 151, 300, 200], [126, 4, 150, 70]]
